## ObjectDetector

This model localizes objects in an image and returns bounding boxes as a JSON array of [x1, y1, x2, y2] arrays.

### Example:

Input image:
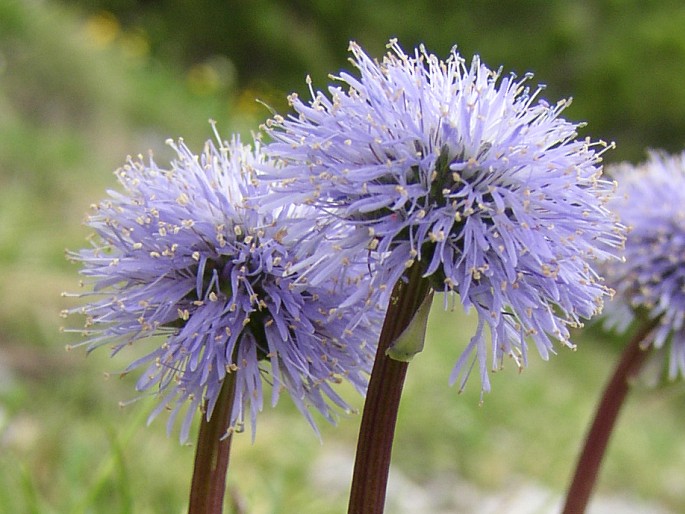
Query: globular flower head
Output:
[[603, 150, 685, 379], [262, 40, 624, 393], [65, 127, 379, 442]]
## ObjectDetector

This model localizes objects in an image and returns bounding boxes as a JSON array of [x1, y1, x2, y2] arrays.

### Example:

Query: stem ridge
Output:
[[347, 263, 432, 514], [188, 373, 237, 514], [562, 319, 659, 514]]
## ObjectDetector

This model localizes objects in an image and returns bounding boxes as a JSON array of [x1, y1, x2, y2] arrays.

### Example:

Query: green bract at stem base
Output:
[[348, 261, 433, 514]]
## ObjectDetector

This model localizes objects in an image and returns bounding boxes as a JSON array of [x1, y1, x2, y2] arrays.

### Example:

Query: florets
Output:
[[65, 128, 379, 441], [604, 151, 685, 379], [262, 40, 624, 393]]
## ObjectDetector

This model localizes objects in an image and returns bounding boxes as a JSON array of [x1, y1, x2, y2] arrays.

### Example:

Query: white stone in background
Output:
[[475, 479, 674, 514], [310, 448, 675, 514]]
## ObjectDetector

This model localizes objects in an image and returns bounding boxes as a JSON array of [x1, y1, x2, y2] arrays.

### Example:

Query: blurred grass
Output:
[[1, 0, 685, 513]]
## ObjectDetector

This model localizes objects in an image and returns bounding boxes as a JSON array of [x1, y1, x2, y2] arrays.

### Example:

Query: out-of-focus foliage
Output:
[[69, 0, 685, 162]]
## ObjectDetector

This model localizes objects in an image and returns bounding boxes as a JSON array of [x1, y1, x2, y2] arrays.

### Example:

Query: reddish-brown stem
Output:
[[562, 319, 659, 514], [188, 372, 237, 514], [347, 262, 432, 514]]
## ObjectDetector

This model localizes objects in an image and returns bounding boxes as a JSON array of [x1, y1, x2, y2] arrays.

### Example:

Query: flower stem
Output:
[[561, 318, 659, 514], [347, 262, 432, 514], [188, 372, 237, 514]]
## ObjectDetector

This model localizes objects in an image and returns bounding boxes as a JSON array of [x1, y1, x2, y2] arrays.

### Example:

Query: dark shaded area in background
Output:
[[68, 0, 685, 162]]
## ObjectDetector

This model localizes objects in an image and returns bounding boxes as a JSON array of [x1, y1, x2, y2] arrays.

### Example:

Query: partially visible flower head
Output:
[[65, 127, 379, 442], [603, 151, 685, 379], [262, 40, 624, 393]]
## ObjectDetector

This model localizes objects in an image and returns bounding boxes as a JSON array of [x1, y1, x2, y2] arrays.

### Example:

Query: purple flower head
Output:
[[603, 151, 685, 379], [262, 40, 624, 394], [65, 127, 379, 442]]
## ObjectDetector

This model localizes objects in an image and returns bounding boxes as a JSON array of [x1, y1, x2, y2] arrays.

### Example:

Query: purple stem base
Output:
[[562, 319, 658, 514], [188, 373, 237, 514], [347, 262, 431, 514]]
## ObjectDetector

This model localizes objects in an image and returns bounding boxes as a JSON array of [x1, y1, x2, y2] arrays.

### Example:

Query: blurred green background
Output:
[[2, 0, 685, 512]]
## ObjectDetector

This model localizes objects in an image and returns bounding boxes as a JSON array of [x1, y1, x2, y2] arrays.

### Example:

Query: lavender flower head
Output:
[[603, 151, 685, 379], [262, 40, 624, 393], [65, 127, 379, 442]]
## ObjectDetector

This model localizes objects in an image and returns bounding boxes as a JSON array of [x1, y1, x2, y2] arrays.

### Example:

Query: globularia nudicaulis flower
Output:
[[65, 129, 380, 442], [262, 40, 624, 394], [604, 151, 685, 379]]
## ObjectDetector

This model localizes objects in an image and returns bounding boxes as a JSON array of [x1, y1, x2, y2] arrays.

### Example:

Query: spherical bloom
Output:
[[65, 128, 379, 442], [262, 40, 624, 393], [603, 151, 685, 379]]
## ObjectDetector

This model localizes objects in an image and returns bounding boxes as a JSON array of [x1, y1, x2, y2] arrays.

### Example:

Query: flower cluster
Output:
[[65, 129, 379, 442], [603, 151, 685, 379], [262, 40, 624, 393]]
